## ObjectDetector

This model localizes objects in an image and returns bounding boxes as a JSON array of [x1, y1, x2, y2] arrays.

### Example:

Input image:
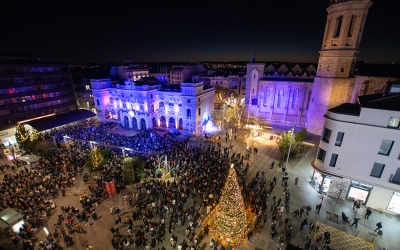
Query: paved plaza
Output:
[[0, 125, 398, 250]]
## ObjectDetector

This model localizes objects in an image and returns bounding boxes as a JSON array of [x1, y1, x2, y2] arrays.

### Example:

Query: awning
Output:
[[0, 208, 23, 228], [23, 109, 96, 131]]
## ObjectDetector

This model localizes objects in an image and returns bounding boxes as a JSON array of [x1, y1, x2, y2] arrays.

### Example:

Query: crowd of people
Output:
[[1, 121, 378, 250]]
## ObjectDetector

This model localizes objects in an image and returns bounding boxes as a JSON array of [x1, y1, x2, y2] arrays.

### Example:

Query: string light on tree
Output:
[[91, 146, 103, 169], [214, 164, 248, 241]]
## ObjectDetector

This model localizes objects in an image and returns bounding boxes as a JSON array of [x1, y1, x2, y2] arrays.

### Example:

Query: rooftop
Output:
[[329, 93, 400, 116]]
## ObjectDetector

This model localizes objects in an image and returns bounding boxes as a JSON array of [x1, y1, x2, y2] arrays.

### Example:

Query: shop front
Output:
[[311, 170, 332, 194], [387, 192, 400, 214], [346, 181, 373, 205]]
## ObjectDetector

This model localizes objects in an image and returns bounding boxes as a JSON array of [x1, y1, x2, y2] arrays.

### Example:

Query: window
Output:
[[378, 139, 394, 156], [340, 66, 344, 73], [329, 154, 338, 167], [321, 128, 332, 143], [334, 16, 343, 38], [347, 15, 356, 37], [388, 117, 400, 129], [370, 163, 385, 178], [392, 168, 400, 185], [335, 132, 344, 146], [187, 109, 191, 118], [198, 108, 201, 116], [317, 148, 326, 162], [96, 99, 100, 105]]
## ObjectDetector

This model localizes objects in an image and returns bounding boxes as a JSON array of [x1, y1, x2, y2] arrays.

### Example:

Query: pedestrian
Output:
[[309, 222, 315, 232], [374, 222, 382, 232], [110, 206, 114, 215], [204, 224, 209, 236], [61, 187, 66, 196], [351, 218, 360, 228], [353, 200, 358, 210], [355, 202, 361, 213], [295, 177, 299, 186], [306, 205, 311, 215], [316, 203, 322, 214], [282, 167, 286, 175], [365, 207, 372, 219]]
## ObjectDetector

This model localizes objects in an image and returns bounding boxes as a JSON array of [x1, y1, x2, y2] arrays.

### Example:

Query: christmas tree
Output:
[[215, 164, 247, 240], [15, 122, 29, 145], [91, 146, 103, 169]]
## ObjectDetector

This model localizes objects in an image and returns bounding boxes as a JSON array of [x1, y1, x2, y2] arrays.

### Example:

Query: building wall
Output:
[[92, 79, 215, 133], [314, 109, 400, 192], [0, 64, 77, 127]]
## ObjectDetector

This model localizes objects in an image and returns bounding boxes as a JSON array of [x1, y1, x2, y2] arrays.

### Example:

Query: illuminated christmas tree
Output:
[[15, 122, 29, 145], [29, 129, 43, 141], [215, 165, 247, 240], [91, 146, 103, 169]]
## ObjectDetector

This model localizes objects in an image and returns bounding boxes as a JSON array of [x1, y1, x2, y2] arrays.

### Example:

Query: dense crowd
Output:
[[1, 121, 336, 250]]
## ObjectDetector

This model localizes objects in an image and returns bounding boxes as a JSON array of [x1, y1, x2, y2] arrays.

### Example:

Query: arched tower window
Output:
[[348, 15, 356, 37], [334, 16, 343, 38]]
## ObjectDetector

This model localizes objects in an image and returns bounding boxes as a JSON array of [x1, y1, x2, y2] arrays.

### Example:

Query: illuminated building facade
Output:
[[0, 55, 77, 127], [92, 77, 215, 133], [312, 85, 400, 214], [245, 0, 397, 134]]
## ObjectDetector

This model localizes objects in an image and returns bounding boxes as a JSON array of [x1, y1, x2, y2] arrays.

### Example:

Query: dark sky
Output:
[[1, 0, 399, 64]]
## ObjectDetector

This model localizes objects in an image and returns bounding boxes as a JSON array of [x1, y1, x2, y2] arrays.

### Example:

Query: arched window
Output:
[[263, 89, 269, 107], [334, 16, 343, 38], [277, 88, 284, 108], [348, 15, 356, 37], [291, 89, 298, 109]]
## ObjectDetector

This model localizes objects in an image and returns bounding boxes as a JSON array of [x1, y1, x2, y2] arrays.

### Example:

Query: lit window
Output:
[[335, 132, 344, 146], [321, 128, 332, 143], [388, 117, 400, 129]]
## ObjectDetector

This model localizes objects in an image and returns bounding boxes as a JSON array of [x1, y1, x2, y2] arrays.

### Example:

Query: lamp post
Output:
[[285, 119, 296, 170]]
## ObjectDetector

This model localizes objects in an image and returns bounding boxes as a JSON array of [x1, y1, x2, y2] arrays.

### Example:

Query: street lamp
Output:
[[285, 119, 296, 170]]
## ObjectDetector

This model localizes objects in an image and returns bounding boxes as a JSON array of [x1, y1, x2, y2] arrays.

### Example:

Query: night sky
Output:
[[1, 0, 399, 64]]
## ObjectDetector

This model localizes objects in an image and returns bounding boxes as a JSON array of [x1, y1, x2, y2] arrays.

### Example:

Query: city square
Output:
[[1, 0, 400, 250]]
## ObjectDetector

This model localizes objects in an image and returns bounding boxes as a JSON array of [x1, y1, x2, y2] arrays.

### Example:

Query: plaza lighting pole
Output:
[[285, 119, 296, 170]]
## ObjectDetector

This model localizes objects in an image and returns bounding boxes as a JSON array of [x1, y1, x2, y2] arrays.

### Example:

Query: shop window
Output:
[[317, 148, 326, 162], [370, 163, 385, 178], [387, 192, 400, 214], [321, 128, 332, 143], [329, 154, 338, 167], [387, 117, 400, 129], [378, 139, 394, 156], [335, 132, 344, 146]]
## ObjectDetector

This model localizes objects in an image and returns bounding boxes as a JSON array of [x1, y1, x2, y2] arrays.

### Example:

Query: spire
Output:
[[250, 54, 255, 63]]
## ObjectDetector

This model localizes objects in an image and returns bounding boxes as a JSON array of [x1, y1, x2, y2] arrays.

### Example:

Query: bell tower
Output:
[[307, 0, 373, 134]]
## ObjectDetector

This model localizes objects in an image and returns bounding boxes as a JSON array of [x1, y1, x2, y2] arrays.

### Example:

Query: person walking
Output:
[[351, 218, 360, 228], [316, 203, 322, 214], [306, 205, 311, 215], [204, 224, 209, 236], [295, 177, 299, 186], [365, 207, 372, 219], [374, 222, 382, 232]]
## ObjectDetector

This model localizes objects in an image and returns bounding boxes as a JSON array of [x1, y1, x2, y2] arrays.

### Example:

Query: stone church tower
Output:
[[307, 0, 373, 134]]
